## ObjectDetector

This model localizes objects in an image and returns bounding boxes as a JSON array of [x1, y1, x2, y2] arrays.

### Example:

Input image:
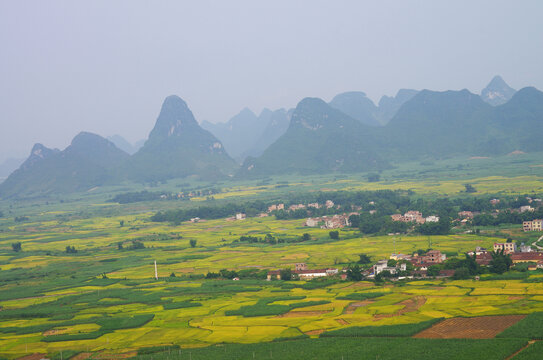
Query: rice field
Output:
[[1, 165, 543, 359]]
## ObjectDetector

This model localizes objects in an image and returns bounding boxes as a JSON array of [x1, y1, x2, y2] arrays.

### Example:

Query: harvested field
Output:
[[344, 300, 374, 314], [374, 296, 426, 320], [305, 329, 326, 336], [335, 319, 349, 325], [413, 315, 526, 339]]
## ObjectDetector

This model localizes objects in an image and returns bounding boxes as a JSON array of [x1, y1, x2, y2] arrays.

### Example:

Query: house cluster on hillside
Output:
[[267, 263, 339, 280], [267, 200, 336, 213], [303, 213, 357, 229], [390, 211, 439, 224]]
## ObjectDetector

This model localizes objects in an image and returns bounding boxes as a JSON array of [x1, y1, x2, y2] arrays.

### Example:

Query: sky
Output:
[[1, 0, 543, 163]]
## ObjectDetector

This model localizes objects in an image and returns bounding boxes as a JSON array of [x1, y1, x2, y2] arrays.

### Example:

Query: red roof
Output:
[[511, 253, 543, 261]]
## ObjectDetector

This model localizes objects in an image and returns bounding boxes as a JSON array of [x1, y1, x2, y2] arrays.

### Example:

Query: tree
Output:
[[117, 242, 123, 250], [189, 239, 197, 248], [346, 264, 363, 281], [170, 272, 176, 277], [453, 267, 470, 280], [489, 249, 512, 274], [119, 220, 125, 227], [427, 265, 441, 277], [301, 233, 311, 241], [65, 245, 77, 254], [464, 183, 477, 193], [280, 268, 292, 281], [387, 259, 397, 267], [329, 231, 339, 240], [367, 173, 380, 182], [0, 210, 4, 218], [11, 242, 22, 252], [358, 254, 372, 265]]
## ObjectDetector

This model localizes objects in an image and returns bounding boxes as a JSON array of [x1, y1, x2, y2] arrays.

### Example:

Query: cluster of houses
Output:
[[470, 243, 543, 269], [267, 200, 336, 213], [303, 213, 356, 229], [390, 211, 440, 224], [266, 263, 339, 280]]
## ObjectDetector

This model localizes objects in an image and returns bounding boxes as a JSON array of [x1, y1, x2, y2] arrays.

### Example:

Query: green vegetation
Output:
[[131, 337, 528, 360], [321, 318, 443, 337], [498, 312, 543, 339], [225, 296, 329, 317]]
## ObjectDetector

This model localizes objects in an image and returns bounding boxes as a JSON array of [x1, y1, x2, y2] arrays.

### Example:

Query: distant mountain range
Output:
[[107, 135, 144, 155], [1, 75, 540, 197], [0, 96, 235, 197], [201, 107, 290, 162]]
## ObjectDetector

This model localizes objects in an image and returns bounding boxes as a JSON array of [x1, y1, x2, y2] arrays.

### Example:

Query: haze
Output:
[[1, 0, 543, 163]]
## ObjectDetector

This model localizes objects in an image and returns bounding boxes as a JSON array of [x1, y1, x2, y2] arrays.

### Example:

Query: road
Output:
[[531, 234, 543, 250]]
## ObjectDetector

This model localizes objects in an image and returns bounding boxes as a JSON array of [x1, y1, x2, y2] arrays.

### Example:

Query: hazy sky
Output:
[[1, 1, 543, 163]]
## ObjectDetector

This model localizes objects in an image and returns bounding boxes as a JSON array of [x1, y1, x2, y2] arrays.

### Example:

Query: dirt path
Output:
[[505, 340, 537, 360]]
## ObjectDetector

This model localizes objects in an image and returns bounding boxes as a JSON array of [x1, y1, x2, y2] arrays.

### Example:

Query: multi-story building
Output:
[[523, 219, 543, 232], [493, 242, 517, 254]]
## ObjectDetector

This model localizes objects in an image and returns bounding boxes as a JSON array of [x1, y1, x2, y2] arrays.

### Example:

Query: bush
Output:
[[11, 242, 21, 252]]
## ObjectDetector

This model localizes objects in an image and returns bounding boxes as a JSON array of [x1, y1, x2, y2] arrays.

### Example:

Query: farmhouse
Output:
[[523, 219, 542, 232], [304, 218, 320, 227], [475, 252, 493, 266], [235, 213, 246, 220], [458, 211, 474, 219], [289, 204, 306, 211], [411, 250, 446, 266], [267, 204, 285, 212], [390, 211, 439, 224], [266, 263, 338, 280], [494, 242, 516, 254], [373, 260, 406, 275], [510, 252, 543, 264]]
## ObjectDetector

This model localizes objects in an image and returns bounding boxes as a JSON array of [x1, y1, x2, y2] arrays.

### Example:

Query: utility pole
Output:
[[154, 260, 158, 280]]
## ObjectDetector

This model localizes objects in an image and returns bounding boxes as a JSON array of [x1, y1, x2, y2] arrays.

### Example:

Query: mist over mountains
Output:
[[1, 76, 541, 198]]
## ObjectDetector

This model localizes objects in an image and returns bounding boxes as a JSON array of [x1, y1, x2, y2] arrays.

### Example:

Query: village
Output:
[[267, 215, 543, 281]]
